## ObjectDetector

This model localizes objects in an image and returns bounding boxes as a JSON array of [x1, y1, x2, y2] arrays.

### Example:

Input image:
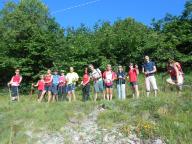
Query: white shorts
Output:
[[145, 75, 158, 92]]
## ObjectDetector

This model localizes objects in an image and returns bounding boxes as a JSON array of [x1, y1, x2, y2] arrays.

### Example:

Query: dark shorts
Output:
[[105, 84, 113, 88], [130, 82, 138, 87], [44, 85, 52, 92], [52, 84, 58, 95], [171, 76, 177, 81], [11, 86, 19, 97], [66, 84, 75, 93], [58, 86, 67, 94], [38, 90, 43, 96]]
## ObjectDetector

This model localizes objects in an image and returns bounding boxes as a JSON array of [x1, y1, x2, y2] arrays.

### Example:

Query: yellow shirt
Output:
[[66, 72, 79, 85]]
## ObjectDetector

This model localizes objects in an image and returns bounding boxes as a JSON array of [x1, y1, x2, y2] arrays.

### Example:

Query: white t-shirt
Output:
[[106, 71, 113, 83], [90, 68, 102, 82], [66, 72, 79, 85]]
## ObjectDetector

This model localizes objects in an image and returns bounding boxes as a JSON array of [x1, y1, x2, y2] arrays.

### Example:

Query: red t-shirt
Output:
[[11, 75, 22, 86], [168, 66, 176, 77], [128, 69, 137, 82], [37, 80, 44, 91], [12, 75, 21, 83], [44, 75, 52, 86], [83, 74, 90, 85]]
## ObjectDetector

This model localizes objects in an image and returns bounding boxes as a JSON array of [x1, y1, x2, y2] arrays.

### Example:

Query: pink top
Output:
[[11, 75, 22, 86], [59, 75, 66, 86], [103, 71, 116, 81], [103, 71, 116, 85], [37, 80, 45, 91]]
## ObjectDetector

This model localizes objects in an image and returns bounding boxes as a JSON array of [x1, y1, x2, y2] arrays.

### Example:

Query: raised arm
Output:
[[135, 65, 139, 75]]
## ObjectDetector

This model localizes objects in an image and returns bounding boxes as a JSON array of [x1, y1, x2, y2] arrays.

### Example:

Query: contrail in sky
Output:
[[51, 0, 101, 14]]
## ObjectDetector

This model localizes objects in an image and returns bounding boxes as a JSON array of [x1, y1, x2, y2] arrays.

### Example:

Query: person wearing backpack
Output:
[[89, 64, 104, 101], [103, 64, 116, 101], [166, 59, 184, 91], [8, 69, 22, 101], [116, 66, 126, 100]]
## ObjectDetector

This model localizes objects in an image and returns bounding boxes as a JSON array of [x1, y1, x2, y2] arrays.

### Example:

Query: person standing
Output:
[[128, 63, 140, 98], [66, 67, 79, 102], [89, 64, 104, 101], [81, 67, 90, 102], [116, 66, 126, 100], [39, 69, 53, 103], [58, 70, 67, 101], [142, 56, 158, 97], [166, 59, 184, 91], [8, 69, 22, 101], [103, 64, 116, 101], [52, 70, 60, 102], [34, 75, 45, 100]]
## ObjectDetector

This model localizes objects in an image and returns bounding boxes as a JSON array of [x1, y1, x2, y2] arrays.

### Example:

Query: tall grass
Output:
[[0, 73, 191, 143]]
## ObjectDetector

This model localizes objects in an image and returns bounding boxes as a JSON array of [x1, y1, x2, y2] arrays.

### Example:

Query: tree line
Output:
[[0, 0, 191, 86]]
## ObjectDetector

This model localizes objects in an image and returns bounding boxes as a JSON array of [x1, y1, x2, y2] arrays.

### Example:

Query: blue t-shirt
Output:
[[52, 74, 60, 85], [142, 61, 155, 72]]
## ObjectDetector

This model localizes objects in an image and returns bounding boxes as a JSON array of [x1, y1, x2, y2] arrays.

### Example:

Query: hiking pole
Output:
[[16, 86, 20, 102], [120, 78, 123, 99], [8, 84, 12, 101]]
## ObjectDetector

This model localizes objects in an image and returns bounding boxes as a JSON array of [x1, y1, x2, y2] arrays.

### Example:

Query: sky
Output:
[[0, 0, 187, 28]]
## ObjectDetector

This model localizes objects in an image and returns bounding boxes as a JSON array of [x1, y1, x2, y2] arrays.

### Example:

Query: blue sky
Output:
[[0, 0, 186, 28]]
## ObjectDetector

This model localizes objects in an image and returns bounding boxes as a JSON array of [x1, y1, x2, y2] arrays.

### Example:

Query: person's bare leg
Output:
[[106, 88, 109, 100], [52, 95, 56, 102], [94, 92, 98, 101], [109, 88, 113, 100], [146, 91, 150, 97], [68, 92, 72, 102], [154, 90, 157, 97], [72, 91, 76, 101], [103, 90, 106, 100], [39, 91, 46, 102], [48, 91, 52, 103], [135, 85, 139, 99]]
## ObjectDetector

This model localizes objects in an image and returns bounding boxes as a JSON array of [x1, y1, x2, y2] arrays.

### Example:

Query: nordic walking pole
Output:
[[120, 78, 122, 99], [16, 86, 20, 102], [8, 83, 12, 101]]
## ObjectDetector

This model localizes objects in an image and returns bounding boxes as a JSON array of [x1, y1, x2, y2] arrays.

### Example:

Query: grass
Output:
[[0, 73, 192, 143]]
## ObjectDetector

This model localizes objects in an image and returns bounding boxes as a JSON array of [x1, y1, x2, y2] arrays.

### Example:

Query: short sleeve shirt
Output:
[[142, 61, 155, 72], [52, 74, 60, 85], [66, 72, 79, 85], [90, 68, 102, 82]]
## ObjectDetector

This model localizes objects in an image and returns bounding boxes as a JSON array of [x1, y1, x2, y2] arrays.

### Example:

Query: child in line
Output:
[[34, 75, 45, 100], [58, 70, 67, 101]]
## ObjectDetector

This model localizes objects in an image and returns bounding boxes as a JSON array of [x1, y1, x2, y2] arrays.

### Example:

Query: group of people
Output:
[[7, 55, 184, 102]]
